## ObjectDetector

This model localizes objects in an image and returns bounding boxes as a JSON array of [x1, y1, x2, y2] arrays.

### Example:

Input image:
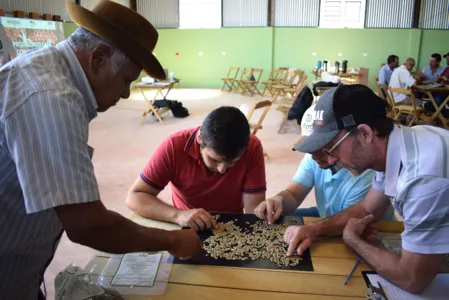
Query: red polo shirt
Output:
[[140, 126, 266, 213]]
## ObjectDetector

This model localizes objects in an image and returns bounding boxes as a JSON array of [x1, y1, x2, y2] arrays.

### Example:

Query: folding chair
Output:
[[221, 66, 240, 92], [376, 83, 394, 118], [262, 68, 284, 96], [232, 68, 253, 93], [245, 100, 272, 158], [389, 87, 424, 127], [275, 75, 308, 133], [271, 69, 300, 102], [238, 68, 264, 97], [418, 92, 449, 128]]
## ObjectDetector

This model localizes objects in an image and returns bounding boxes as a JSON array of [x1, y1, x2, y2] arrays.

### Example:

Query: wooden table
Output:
[[312, 68, 369, 86], [135, 80, 180, 125], [86, 215, 406, 299], [413, 84, 449, 128]]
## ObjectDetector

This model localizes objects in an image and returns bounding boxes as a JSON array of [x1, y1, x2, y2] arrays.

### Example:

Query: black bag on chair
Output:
[[288, 86, 313, 125]]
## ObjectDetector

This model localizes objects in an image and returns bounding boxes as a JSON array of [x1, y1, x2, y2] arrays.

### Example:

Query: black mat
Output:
[[174, 213, 314, 271]]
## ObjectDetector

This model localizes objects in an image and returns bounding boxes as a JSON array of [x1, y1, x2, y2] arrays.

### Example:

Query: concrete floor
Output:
[[43, 88, 314, 298]]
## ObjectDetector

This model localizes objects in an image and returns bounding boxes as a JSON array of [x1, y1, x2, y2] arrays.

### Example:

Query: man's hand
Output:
[[254, 197, 283, 224], [167, 229, 203, 259], [343, 214, 374, 241], [283, 224, 317, 256], [175, 208, 217, 231]]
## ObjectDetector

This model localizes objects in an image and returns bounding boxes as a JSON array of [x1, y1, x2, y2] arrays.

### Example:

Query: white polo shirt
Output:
[[372, 125, 449, 254], [389, 65, 416, 103]]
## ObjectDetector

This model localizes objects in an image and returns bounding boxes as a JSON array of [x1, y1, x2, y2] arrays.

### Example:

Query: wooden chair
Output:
[[232, 68, 253, 93], [417, 92, 449, 129], [238, 68, 264, 97], [376, 83, 394, 118], [388, 87, 425, 127], [221, 66, 240, 92], [262, 69, 284, 96], [271, 69, 301, 102], [276, 75, 308, 133], [245, 100, 272, 158]]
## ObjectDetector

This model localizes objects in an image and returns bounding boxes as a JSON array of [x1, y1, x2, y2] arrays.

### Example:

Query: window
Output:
[[319, 0, 366, 28], [272, 0, 320, 27], [179, 0, 222, 29]]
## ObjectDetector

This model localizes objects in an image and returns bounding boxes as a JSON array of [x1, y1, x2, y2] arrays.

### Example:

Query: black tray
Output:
[[174, 213, 314, 271]]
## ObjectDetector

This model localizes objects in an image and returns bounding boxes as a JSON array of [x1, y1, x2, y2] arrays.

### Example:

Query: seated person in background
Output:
[[126, 106, 266, 231], [389, 57, 421, 106], [255, 105, 394, 223], [378, 55, 399, 85], [421, 53, 444, 84]]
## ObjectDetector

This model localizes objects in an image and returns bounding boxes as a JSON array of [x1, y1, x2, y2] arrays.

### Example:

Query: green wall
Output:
[[63, 23, 449, 90]]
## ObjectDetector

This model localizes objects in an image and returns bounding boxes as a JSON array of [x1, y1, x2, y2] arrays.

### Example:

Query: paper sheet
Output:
[[367, 273, 449, 300], [111, 252, 162, 287], [93, 251, 173, 295]]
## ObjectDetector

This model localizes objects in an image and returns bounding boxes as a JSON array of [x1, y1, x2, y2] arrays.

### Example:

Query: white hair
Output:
[[68, 27, 130, 74]]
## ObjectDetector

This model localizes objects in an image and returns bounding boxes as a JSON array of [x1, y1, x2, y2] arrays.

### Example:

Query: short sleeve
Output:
[[4, 90, 100, 213], [292, 154, 316, 188], [242, 137, 266, 193], [141, 136, 175, 191], [399, 177, 449, 254]]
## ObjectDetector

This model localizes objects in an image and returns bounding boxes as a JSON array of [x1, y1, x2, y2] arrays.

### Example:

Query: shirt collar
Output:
[[184, 127, 201, 161], [384, 125, 402, 196], [55, 40, 98, 121]]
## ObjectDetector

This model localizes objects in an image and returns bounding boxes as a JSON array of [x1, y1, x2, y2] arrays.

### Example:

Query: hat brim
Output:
[[294, 130, 339, 153], [66, 1, 166, 80]]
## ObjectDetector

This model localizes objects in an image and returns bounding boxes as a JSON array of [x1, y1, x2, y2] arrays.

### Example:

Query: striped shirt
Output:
[[0, 40, 100, 299], [372, 125, 449, 254]]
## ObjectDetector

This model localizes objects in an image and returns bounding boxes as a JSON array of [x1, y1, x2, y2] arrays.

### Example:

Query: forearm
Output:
[[276, 190, 303, 213], [312, 203, 367, 237], [344, 234, 410, 290], [70, 209, 177, 254], [126, 192, 182, 224]]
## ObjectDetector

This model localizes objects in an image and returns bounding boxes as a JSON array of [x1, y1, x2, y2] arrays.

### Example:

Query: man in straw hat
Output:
[[284, 84, 449, 293], [254, 104, 393, 223], [0, 1, 201, 298]]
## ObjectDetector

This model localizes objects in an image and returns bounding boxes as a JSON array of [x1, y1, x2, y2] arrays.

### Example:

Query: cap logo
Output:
[[314, 110, 324, 125]]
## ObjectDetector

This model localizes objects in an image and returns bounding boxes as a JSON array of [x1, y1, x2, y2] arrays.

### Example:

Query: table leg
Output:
[[140, 88, 165, 125]]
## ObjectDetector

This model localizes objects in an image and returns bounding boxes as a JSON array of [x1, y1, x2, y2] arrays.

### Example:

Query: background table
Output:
[[87, 215, 408, 299]]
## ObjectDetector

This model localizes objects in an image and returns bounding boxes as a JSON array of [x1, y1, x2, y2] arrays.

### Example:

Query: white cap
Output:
[[300, 104, 316, 137]]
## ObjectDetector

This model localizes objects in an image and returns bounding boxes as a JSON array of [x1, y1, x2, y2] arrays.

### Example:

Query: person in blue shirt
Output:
[[255, 104, 395, 223], [378, 55, 399, 85], [421, 53, 444, 84]]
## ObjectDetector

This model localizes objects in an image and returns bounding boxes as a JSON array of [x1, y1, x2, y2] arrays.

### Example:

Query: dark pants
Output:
[[286, 206, 320, 218], [424, 93, 449, 117]]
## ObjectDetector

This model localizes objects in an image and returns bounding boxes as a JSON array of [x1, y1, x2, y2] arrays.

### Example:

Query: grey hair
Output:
[[68, 27, 130, 74]]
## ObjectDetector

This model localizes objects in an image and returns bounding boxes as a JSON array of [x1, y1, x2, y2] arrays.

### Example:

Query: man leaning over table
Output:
[[284, 84, 449, 294], [0, 1, 203, 299], [126, 106, 266, 231], [254, 104, 395, 223]]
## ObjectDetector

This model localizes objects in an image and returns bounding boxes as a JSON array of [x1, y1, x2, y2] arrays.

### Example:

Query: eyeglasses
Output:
[[322, 129, 354, 157]]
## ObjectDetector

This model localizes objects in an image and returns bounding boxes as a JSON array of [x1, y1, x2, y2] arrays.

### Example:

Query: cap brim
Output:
[[294, 130, 339, 153]]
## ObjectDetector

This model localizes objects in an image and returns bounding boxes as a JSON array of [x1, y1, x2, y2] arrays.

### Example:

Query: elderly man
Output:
[[254, 104, 395, 223], [389, 57, 422, 106], [126, 106, 266, 231], [285, 84, 449, 294], [0, 1, 202, 299], [422, 53, 444, 84], [378, 55, 399, 85]]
